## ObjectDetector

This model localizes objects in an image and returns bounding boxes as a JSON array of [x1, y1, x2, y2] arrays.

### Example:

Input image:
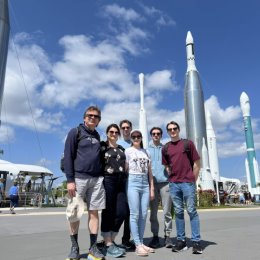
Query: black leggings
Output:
[[101, 175, 128, 234]]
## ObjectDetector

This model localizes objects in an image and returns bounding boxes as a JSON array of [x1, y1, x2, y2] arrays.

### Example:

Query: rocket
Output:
[[200, 137, 214, 190], [184, 31, 207, 161], [206, 111, 220, 182], [240, 92, 260, 195], [206, 111, 220, 203], [0, 0, 10, 126], [138, 73, 149, 149]]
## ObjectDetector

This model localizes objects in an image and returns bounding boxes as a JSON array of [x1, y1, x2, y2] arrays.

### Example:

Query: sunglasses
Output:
[[152, 132, 161, 136], [131, 135, 142, 140], [109, 130, 119, 135], [167, 127, 178, 132], [121, 126, 130, 130], [86, 114, 101, 119]]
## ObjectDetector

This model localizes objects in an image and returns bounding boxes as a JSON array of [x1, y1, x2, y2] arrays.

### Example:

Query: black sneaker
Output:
[[120, 239, 136, 250], [96, 240, 105, 250], [88, 243, 105, 259], [172, 240, 188, 252], [164, 236, 173, 248], [67, 246, 80, 259], [192, 241, 203, 254], [148, 236, 160, 248]]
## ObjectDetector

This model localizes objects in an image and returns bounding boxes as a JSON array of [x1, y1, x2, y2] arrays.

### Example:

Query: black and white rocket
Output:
[[0, 0, 10, 126]]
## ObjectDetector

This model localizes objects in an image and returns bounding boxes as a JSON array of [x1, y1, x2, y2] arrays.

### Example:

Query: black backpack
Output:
[[60, 126, 84, 173], [163, 139, 193, 168]]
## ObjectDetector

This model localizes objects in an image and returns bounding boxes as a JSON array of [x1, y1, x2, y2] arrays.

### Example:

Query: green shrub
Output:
[[198, 189, 214, 207]]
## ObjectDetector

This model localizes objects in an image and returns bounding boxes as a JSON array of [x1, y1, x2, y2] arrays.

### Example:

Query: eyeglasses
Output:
[[152, 132, 161, 136], [131, 135, 142, 140], [121, 126, 130, 130], [109, 130, 119, 135], [167, 127, 178, 132], [86, 114, 101, 119]]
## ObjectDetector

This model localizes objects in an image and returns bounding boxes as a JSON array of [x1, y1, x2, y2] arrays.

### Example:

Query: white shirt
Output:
[[125, 147, 150, 175]]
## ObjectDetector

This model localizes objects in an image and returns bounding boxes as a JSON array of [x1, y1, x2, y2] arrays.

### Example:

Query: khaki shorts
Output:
[[75, 176, 106, 210]]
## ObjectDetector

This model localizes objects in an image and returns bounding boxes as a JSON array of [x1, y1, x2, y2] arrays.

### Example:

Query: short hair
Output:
[[83, 105, 101, 119], [149, 127, 163, 136], [106, 123, 121, 136], [119, 119, 132, 128], [166, 121, 180, 131]]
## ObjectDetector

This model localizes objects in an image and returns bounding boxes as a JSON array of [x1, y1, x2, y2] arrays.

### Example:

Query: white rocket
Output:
[[206, 111, 220, 182], [138, 73, 149, 149], [199, 138, 214, 190], [240, 92, 260, 195]]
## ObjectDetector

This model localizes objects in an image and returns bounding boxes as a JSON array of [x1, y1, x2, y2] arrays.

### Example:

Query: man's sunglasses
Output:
[[86, 114, 101, 119]]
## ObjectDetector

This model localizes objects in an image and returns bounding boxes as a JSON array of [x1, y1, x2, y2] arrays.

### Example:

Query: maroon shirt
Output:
[[162, 139, 200, 183]]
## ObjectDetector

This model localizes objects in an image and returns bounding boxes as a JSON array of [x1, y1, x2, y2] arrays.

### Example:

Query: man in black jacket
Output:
[[64, 105, 105, 259]]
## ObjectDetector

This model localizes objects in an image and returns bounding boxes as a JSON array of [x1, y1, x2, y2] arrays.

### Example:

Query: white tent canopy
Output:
[[0, 159, 53, 176]]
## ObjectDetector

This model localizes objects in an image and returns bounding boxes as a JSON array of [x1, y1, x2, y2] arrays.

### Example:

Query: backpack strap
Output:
[[162, 141, 171, 165], [181, 138, 193, 168]]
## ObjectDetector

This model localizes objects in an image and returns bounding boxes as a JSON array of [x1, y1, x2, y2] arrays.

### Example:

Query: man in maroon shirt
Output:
[[162, 121, 203, 254]]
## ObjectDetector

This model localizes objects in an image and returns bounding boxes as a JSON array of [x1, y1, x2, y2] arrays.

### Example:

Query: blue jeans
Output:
[[127, 174, 149, 246], [169, 182, 200, 242]]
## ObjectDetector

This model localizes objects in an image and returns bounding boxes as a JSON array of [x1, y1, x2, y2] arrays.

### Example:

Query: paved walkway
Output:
[[0, 207, 259, 260]]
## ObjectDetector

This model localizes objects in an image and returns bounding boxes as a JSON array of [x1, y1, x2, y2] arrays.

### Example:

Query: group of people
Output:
[[63, 105, 203, 259]]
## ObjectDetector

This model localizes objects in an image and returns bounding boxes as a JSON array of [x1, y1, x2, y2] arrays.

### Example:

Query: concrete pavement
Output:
[[0, 207, 260, 260]]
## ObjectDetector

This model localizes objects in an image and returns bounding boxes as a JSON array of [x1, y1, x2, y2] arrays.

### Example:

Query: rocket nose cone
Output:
[[186, 31, 194, 45], [139, 73, 144, 81], [240, 91, 249, 104]]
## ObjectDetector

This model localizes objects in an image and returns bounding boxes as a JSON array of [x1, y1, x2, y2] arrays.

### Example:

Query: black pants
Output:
[[101, 175, 128, 233], [10, 195, 19, 208], [122, 204, 131, 242]]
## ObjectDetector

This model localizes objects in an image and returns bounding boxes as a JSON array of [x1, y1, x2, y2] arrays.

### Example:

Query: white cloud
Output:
[[104, 4, 142, 22], [205, 95, 241, 130], [36, 157, 53, 167], [116, 26, 149, 55], [140, 4, 176, 27], [4, 34, 63, 132], [145, 70, 179, 91], [0, 125, 15, 143], [205, 95, 260, 158]]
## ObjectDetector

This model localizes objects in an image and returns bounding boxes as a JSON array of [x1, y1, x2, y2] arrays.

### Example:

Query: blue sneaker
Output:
[[104, 244, 125, 258], [113, 242, 126, 255]]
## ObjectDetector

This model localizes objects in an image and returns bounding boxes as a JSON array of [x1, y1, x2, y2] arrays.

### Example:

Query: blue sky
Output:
[[1, 0, 260, 185]]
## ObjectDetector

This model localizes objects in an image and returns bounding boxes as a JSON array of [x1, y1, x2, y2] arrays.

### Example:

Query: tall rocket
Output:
[[184, 31, 207, 162], [0, 0, 10, 126], [240, 92, 260, 195], [206, 111, 220, 182], [200, 137, 214, 190], [139, 73, 148, 149]]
